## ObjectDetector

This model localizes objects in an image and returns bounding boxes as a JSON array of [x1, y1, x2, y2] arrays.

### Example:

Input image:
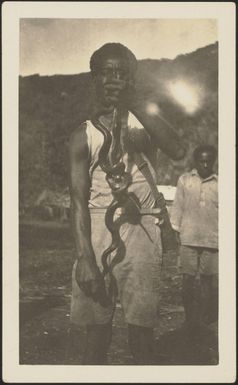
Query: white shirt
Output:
[[170, 169, 218, 248]]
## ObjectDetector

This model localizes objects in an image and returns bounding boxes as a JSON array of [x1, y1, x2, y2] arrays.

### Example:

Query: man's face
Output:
[[195, 151, 215, 179], [93, 55, 132, 108]]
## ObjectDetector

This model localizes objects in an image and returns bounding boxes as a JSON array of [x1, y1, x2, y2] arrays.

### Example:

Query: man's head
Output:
[[193, 144, 217, 179], [90, 43, 137, 109]]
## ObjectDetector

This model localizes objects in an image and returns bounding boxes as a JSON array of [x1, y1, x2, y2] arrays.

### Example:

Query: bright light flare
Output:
[[167, 80, 201, 114], [146, 102, 160, 116]]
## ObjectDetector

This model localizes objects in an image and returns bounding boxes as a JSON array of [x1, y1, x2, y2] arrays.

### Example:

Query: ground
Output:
[[19, 221, 218, 365]]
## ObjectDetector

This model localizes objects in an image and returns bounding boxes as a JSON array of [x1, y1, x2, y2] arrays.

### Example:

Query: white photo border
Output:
[[2, 1, 236, 383]]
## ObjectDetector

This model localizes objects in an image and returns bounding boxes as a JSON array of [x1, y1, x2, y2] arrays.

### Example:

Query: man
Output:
[[69, 43, 185, 364], [170, 145, 218, 338]]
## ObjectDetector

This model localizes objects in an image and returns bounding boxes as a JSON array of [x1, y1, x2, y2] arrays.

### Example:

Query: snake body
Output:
[[92, 110, 137, 299]]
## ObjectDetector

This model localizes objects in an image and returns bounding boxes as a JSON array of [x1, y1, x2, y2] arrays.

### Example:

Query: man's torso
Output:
[[85, 112, 157, 209]]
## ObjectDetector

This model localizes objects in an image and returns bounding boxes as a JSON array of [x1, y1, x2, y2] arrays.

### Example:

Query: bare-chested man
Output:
[[69, 43, 185, 364]]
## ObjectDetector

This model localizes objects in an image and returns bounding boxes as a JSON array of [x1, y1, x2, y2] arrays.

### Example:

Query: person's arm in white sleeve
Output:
[[170, 176, 185, 234]]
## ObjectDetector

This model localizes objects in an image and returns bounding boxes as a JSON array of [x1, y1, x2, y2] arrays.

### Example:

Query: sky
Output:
[[20, 19, 217, 76]]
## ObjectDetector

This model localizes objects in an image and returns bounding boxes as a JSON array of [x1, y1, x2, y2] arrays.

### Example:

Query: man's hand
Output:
[[75, 258, 110, 307], [103, 78, 134, 109]]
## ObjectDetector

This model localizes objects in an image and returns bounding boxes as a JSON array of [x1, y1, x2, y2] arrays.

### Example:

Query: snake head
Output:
[[106, 171, 132, 194], [109, 162, 125, 176]]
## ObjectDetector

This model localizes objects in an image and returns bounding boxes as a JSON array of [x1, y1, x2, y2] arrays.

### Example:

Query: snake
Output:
[[91, 109, 139, 299]]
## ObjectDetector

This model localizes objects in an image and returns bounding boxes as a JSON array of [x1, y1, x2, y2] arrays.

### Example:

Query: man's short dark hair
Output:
[[90, 42, 138, 77], [193, 144, 217, 162]]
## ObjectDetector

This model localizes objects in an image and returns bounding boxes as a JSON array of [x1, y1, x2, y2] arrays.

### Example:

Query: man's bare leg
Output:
[[128, 324, 155, 364], [200, 274, 218, 325], [210, 274, 218, 323], [182, 274, 201, 336], [82, 322, 112, 365]]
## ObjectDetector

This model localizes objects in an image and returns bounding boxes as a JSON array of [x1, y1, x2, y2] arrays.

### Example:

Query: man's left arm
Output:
[[104, 76, 186, 160], [129, 99, 186, 160]]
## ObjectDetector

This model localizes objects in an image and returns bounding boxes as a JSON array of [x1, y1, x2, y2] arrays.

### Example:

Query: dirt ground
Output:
[[19, 221, 218, 365]]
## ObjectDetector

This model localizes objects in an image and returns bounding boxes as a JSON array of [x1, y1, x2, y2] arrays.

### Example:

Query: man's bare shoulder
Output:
[[69, 122, 88, 145], [69, 122, 89, 158]]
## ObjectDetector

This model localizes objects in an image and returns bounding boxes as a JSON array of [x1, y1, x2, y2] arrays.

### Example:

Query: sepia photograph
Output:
[[2, 2, 236, 383]]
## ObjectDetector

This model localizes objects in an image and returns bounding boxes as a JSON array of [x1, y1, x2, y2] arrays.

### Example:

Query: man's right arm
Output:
[[69, 124, 109, 305], [69, 124, 95, 263]]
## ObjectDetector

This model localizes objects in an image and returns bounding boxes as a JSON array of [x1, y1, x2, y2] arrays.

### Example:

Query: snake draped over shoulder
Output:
[[91, 109, 141, 301]]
